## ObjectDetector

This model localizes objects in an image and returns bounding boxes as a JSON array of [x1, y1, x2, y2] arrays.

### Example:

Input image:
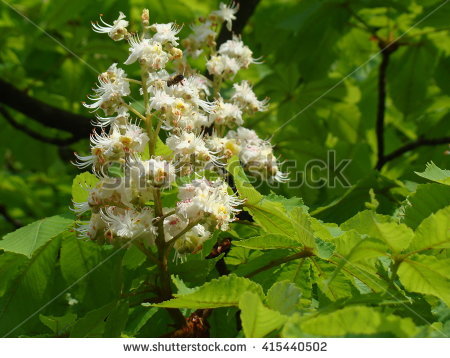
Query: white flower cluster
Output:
[[73, 3, 287, 258]]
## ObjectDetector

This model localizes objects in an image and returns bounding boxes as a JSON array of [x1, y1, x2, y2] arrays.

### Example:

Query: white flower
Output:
[[127, 156, 176, 188], [92, 107, 130, 128], [75, 213, 106, 240], [205, 134, 240, 158], [101, 206, 156, 240], [231, 81, 268, 112], [209, 97, 243, 127], [122, 123, 150, 152], [173, 223, 211, 255], [92, 12, 129, 41], [228, 127, 289, 183], [73, 124, 148, 171], [125, 37, 169, 70], [211, 2, 239, 31], [218, 36, 259, 68], [183, 21, 216, 56], [206, 54, 241, 77], [177, 178, 243, 230], [166, 131, 221, 167], [149, 89, 177, 112], [150, 23, 182, 46], [84, 63, 130, 115]]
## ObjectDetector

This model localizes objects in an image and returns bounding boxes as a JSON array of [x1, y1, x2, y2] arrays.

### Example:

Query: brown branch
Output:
[[375, 39, 400, 170], [0, 106, 78, 146], [378, 136, 450, 168], [216, 0, 261, 46], [0, 79, 91, 140], [375, 51, 390, 170]]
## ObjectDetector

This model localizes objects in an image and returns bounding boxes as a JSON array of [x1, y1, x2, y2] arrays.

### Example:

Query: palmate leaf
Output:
[[227, 156, 263, 205], [0, 214, 73, 258], [146, 274, 264, 309], [39, 313, 77, 336], [406, 206, 450, 252], [70, 301, 117, 338], [415, 162, 450, 185], [242, 195, 298, 238], [239, 291, 287, 338], [398, 255, 450, 306], [233, 234, 300, 250], [0, 236, 62, 337], [403, 183, 450, 229], [282, 306, 417, 337], [311, 259, 354, 301], [289, 207, 316, 248], [60, 234, 124, 309], [266, 281, 301, 315], [342, 210, 413, 253]]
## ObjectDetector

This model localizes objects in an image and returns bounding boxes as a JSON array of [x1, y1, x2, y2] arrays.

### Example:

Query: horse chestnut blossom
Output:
[[73, 3, 288, 262]]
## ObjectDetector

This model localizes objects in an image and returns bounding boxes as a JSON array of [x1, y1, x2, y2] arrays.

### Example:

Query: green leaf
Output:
[[146, 274, 264, 309], [388, 40, 438, 119], [403, 183, 450, 229], [398, 255, 450, 306], [246, 198, 296, 237], [60, 235, 124, 308], [265, 193, 304, 211], [406, 206, 450, 253], [71, 172, 98, 203], [171, 275, 197, 295], [70, 302, 116, 338], [239, 291, 287, 338], [0, 236, 62, 337], [124, 307, 159, 337], [104, 300, 129, 338], [233, 234, 300, 250], [156, 136, 172, 157], [415, 162, 450, 185], [266, 281, 301, 315], [227, 156, 263, 205], [283, 306, 417, 337], [314, 237, 335, 259], [0, 215, 73, 258], [39, 313, 77, 335], [312, 259, 354, 301], [289, 207, 316, 248], [342, 210, 413, 252]]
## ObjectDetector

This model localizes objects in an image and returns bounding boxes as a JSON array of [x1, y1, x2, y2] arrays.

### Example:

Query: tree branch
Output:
[[375, 50, 390, 170], [216, 0, 261, 46], [378, 136, 450, 168], [0, 106, 78, 146], [0, 79, 91, 140]]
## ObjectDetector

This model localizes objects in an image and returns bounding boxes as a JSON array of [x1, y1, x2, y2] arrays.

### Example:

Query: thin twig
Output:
[[378, 136, 450, 168]]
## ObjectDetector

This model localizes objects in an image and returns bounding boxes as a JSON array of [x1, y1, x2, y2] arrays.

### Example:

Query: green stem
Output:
[[124, 78, 143, 85], [123, 102, 147, 122]]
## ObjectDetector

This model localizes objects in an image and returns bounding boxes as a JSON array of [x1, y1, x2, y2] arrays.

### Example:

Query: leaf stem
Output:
[[244, 249, 314, 278], [122, 102, 147, 122]]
